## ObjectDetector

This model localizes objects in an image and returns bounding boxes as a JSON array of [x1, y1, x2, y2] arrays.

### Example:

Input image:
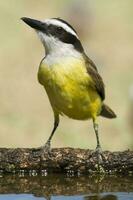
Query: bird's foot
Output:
[[94, 145, 104, 164], [90, 145, 105, 173], [39, 140, 51, 155], [32, 140, 51, 158]]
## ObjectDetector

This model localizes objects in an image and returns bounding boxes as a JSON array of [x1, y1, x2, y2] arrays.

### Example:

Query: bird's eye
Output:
[[56, 26, 63, 33]]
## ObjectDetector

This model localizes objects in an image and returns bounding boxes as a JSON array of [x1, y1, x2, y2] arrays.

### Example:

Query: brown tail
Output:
[[100, 104, 117, 119]]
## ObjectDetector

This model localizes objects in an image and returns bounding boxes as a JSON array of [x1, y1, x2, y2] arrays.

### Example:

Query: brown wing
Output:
[[84, 54, 98, 71], [84, 54, 105, 100]]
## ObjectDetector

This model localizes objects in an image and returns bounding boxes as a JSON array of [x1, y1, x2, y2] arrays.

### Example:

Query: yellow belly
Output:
[[38, 58, 102, 120]]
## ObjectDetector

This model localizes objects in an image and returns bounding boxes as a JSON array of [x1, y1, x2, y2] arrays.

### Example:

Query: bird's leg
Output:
[[92, 119, 104, 164], [93, 122, 102, 152], [40, 113, 59, 154]]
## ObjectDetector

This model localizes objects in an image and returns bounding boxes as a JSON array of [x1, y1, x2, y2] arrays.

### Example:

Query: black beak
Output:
[[21, 17, 46, 32]]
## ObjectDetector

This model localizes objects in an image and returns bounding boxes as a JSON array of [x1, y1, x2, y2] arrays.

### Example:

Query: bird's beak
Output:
[[21, 17, 46, 32]]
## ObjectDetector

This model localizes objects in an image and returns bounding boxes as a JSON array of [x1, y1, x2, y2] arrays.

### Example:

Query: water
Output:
[[0, 174, 132, 200]]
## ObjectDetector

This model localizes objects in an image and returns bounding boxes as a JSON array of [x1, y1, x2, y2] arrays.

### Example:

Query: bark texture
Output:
[[0, 147, 133, 174]]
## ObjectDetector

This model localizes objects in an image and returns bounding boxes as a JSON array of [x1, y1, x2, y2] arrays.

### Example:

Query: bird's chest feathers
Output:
[[38, 57, 89, 93], [38, 57, 101, 119]]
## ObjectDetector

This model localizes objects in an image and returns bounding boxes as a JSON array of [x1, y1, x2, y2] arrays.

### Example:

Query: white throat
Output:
[[37, 31, 82, 65]]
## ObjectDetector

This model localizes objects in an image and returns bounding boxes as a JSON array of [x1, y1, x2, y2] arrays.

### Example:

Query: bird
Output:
[[21, 17, 116, 159]]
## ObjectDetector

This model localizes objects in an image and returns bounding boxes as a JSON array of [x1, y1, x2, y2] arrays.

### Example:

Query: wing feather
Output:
[[84, 55, 105, 100]]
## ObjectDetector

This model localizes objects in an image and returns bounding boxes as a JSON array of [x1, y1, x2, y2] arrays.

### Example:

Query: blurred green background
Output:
[[0, 0, 133, 150]]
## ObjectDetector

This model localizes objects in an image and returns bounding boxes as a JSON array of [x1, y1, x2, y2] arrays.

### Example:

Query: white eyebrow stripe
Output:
[[44, 19, 78, 38]]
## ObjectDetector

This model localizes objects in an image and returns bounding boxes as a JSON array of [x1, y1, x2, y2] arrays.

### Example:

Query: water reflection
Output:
[[85, 194, 117, 200], [0, 174, 132, 199]]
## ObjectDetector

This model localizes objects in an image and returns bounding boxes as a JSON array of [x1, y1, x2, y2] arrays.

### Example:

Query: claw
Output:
[[40, 140, 51, 155], [32, 140, 51, 158], [91, 146, 106, 173], [95, 145, 104, 164]]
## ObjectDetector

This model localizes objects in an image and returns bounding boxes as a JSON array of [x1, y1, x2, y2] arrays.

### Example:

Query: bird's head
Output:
[[21, 17, 84, 56]]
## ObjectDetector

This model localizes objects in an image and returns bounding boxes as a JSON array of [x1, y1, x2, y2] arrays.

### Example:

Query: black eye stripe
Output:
[[52, 18, 77, 34], [45, 23, 84, 53], [56, 26, 63, 32], [57, 26, 62, 30], [48, 24, 75, 36]]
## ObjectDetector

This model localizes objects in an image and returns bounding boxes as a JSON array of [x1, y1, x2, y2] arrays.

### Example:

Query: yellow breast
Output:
[[38, 57, 102, 120]]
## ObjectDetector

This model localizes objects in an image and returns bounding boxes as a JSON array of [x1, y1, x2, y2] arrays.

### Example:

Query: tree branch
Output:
[[0, 147, 133, 174]]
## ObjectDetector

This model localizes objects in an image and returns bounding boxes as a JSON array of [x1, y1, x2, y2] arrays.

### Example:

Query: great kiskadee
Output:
[[21, 17, 116, 158]]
